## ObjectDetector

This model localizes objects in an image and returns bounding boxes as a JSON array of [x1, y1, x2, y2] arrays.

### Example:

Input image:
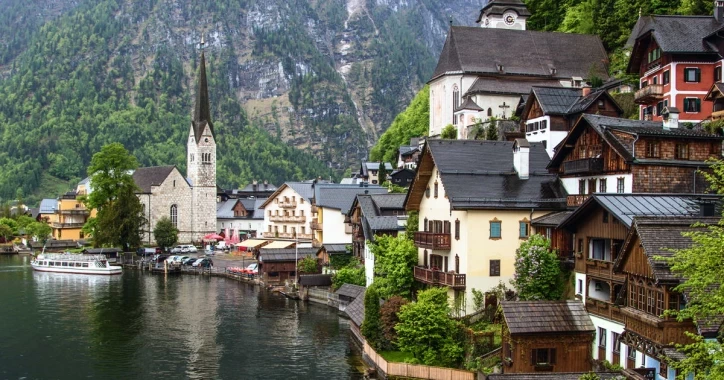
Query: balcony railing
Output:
[[51, 222, 85, 228], [562, 157, 603, 175], [413, 232, 451, 250], [278, 201, 297, 209], [269, 215, 306, 223], [57, 209, 89, 215], [712, 109, 724, 121], [585, 259, 627, 283], [311, 205, 318, 214], [586, 297, 624, 323], [413, 266, 466, 289], [312, 239, 322, 248], [567, 195, 589, 207], [310, 220, 321, 230], [634, 84, 664, 104]]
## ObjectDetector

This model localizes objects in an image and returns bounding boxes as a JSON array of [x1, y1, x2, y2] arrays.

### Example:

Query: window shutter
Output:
[[696, 68, 701, 82], [696, 98, 701, 111], [455, 219, 460, 240], [519, 222, 526, 237]]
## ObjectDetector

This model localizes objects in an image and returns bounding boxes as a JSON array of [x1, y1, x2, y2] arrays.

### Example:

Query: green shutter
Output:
[[490, 222, 501, 238], [696, 68, 701, 82]]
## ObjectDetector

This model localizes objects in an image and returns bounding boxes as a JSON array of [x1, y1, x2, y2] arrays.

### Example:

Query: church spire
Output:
[[192, 35, 213, 142]]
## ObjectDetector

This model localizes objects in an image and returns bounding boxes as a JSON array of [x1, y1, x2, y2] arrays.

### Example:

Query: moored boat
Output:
[[31, 253, 122, 275]]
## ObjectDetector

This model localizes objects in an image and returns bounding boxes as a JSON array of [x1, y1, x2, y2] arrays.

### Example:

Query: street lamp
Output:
[[294, 235, 298, 286]]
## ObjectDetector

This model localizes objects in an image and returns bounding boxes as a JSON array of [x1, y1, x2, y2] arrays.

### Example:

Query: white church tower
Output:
[[476, 0, 530, 30], [187, 40, 217, 241]]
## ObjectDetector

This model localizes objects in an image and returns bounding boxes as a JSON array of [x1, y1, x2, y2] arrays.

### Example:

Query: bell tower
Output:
[[476, 0, 530, 30], [187, 35, 217, 240]]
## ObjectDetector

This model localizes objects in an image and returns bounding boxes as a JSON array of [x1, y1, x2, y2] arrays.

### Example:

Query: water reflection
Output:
[[0, 256, 362, 379]]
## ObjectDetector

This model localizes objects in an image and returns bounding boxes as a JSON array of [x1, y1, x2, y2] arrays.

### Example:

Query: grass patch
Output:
[[379, 350, 415, 363], [28, 173, 73, 205]]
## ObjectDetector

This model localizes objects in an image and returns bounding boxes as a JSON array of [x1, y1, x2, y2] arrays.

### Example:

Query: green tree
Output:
[[579, 373, 601, 380], [93, 183, 145, 249], [332, 259, 365, 290], [377, 162, 388, 186], [380, 295, 408, 350], [371, 235, 418, 299], [485, 118, 499, 141], [0, 218, 19, 234], [0, 223, 13, 243], [153, 216, 178, 251], [441, 124, 457, 139], [512, 234, 563, 301], [369, 86, 429, 164], [395, 287, 463, 367], [85, 143, 139, 210], [404, 211, 418, 241], [25, 221, 51, 244], [361, 285, 383, 349], [298, 256, 319, 273]]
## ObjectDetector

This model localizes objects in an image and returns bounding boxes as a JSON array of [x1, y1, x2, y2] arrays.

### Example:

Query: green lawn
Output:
[[379, 350, 415, 363]]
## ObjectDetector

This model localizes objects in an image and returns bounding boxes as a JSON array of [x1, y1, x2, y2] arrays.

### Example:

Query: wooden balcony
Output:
[[712, 109, 724, 121], [562, 157, 603, 175], [585, 259, 627, 283], [312, 239, 322, 248], [310, 220, 321, 230], [413, 266, 466, 289], [57, 209, 89, 215], [413, 232, 451, 250], [311, 205, 318, 214], [567, 195, 589, 207], [269, 215, 306, 223], [586, 297, 624, 323], [51, 222, 85, 228], [278, 201, 297, 209], [621, 307, 697, 348], [634, 84, 664, 104]]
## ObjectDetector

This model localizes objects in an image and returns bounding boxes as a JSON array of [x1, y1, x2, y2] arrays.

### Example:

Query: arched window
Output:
[[170, 205, 178, 228], [452, 85, 460, 124], [487, 108, 493, 117]]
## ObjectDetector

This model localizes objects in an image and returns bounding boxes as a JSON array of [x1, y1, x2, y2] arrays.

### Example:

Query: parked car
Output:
[[192, 258, 213, 268], [171, 246, 183, 254], [152, 254, 170, 263], [242, 263, 258, 275], [166, 256, 188, 265], [182, 257, 198, 266]]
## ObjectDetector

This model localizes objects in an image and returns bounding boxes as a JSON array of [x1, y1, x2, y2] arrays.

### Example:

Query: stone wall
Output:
[[138, 168, 194, 244]]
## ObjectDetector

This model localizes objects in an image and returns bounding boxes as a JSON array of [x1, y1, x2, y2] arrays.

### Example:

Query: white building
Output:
[[312, 184, 387, 247], [259, 182, 316, 242]]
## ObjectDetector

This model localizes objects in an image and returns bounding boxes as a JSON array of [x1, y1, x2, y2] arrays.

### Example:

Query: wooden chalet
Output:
[[258, 247, 322, 284], [348, 193, 406, 260], [547, 113, 723, 207], [704, 82, 724, 121], [613, 216, 722, 375], [530, 211, 573, 261], [501, 301, 595, 374]]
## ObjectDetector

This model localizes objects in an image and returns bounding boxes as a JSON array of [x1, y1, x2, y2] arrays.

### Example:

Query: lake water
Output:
[[0, 255, 364, 379]]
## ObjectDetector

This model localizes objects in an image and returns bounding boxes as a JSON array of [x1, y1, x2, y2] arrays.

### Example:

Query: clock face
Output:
[[504, 12, 516, 25]]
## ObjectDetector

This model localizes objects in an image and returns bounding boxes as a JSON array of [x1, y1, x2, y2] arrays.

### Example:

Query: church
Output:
[[133, 48, 217, 244], [429, 0, 611, 146]]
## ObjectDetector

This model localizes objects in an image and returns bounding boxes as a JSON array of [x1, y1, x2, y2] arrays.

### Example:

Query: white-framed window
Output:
[[684, 67, 701, 82], [617, 177, 625, 193], [170, 205, 178, 228]]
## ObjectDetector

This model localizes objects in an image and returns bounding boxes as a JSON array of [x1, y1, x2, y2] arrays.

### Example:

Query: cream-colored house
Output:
[[311, 184, 387, 247], [259, 182, 316, 242], [405, 139, 567, 315]]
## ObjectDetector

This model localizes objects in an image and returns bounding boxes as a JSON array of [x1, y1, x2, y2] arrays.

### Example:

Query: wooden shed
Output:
[[501, 301, 595, 374]]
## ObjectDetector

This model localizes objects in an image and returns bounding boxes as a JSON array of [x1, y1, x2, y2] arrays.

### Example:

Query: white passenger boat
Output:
[[31, 253, 122, 275]]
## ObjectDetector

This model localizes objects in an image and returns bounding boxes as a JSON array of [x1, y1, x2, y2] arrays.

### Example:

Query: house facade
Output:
[[259, 182, 315, 242], [216, 198, 266, 243], [547, 113, 723, 208], [520, 86, 623, 158], [359, 162, 393, 185], [49, 190, 93, 241], [405, 140, 567, 315], [627, 4, 724, 122], [311, 184, 386, 247], [429, 1, 610, 139]]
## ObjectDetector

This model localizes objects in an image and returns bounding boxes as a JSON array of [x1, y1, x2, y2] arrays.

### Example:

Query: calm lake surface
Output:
[[0, 255, 364, 379]]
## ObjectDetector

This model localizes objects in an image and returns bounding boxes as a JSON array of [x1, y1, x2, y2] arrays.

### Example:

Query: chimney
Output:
[[716, 0, 724, 22], [513, 139, 530, 180], [581, 85, 592, 97], [662, 107, 680, 130]]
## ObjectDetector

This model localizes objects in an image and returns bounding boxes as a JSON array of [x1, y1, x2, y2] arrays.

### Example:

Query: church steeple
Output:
[[192, 46, 213, 143]]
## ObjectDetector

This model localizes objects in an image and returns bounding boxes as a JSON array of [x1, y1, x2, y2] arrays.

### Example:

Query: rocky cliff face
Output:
[[0, 0, 482, 195]]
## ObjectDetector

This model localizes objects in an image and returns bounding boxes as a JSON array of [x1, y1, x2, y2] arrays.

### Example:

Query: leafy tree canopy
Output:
[[512, 234, 563, 301], [331, 258, 365, 290], [361, 285, 383, 349], [371, 235, 418, 299], [85, 143, 138, 210], [298, 256, 319, 274], [369, 86, 429, 164], [153, 217, 178, 251], [440, 124, 457, 139]]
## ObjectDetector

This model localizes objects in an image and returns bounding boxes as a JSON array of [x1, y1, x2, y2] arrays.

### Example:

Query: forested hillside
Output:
[[0, 0, 482, 204]]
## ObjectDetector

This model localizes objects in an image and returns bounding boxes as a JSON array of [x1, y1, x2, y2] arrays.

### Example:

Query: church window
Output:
[[452, 85, 460, 124], [487, 108, 492, 117], [170, 205, 178, 228], [173, 180, 176, 187], [191, 154, 194, 162]]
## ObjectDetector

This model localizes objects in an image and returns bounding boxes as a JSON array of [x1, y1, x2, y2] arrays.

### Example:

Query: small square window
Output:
[[490, 220, 501, 239], [663, 70, 670, 85], [490, 260, 500, 276], [519, 221, 529, 238], [598, 327, 607, 348], [684, 68, 701, 83], [683, 97, 701, 113]]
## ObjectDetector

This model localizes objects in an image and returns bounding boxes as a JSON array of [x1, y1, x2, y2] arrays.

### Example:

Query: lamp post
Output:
[[294, 235, 298, 286]]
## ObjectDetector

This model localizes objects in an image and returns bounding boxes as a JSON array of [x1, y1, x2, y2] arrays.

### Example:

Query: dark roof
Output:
[[323, 244, 349, 254], [476, 0, 531, 21], [616, 216, 720, 284], [365, 162, 393, 171], [354, 194, 407, 240], [239, 182, 278, 193], [549, 114, 723, 168], [30, 239, 80, 249], [367, 216, 402, 231], [299, 274, 333, 287], [465, 77, 562, 97], [454, 97, 483, 112], [488, 373, 622, 380], [531, 211, 573, 227], [704, 82, 724, 101], [425, 140, 567, 210], [561, 193, 722, 229], [314, 184, 387, 214], [626, 15, 723, 53], [192, 52, 214, 143], [216, 199, 238, 219], [258, 247, 320, 262], [336, 283, 365, 299], [132, 166, 177, 194], [431, 26, 609, 82], [345, 288, 366, 326], [502, 301, 595, 335], [530, 87, 583, 114]]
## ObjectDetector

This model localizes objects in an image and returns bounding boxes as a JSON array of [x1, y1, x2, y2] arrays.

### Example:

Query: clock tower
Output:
[[476, 0, 530, 30]]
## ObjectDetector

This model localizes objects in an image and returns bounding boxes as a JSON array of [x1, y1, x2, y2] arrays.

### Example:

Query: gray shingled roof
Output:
[[465, 77, 562, 97], [502, 301, 595, 335], [354, 194, 407, 241], [365, 162, 393, 171], [132, 166, 177, 194], [240, 182, 277, 192], [299, 274, 333, 287], [314, 184, 387, 214], [431, 26, 609, 81], [285, 182, 316, 202], [454, 97, 483, 112], [258, 247, 320, 262], [530, 87, 583, 114], [345, 288, 365, 326], [626, 15, 723, 53], [336, 283, 365, 299], [426, 140, 567, 210], [216, 199, 238, 219], [323, 244, 348, 254], [531, 211, 573, 227], [39, 199, 57, 214], [367, 216, 402, 231]]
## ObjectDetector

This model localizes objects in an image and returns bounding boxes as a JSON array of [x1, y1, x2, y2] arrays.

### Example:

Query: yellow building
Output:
[[405, 139, 567, 315], [49, 179, 94, 241]]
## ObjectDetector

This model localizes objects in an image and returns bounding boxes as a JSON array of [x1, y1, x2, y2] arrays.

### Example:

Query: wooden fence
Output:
[[363, 341, 475, 380]]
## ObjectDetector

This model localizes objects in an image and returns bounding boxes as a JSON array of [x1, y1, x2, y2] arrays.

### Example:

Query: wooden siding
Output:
[[503, 332, 593, 373], [633, 138, 721, 161], [573, 207, 630, 273], [620, 237, 654, 279], [632, 165, 710, 194], [582, 97, 621, 119], [561, 128, 629, 175]]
